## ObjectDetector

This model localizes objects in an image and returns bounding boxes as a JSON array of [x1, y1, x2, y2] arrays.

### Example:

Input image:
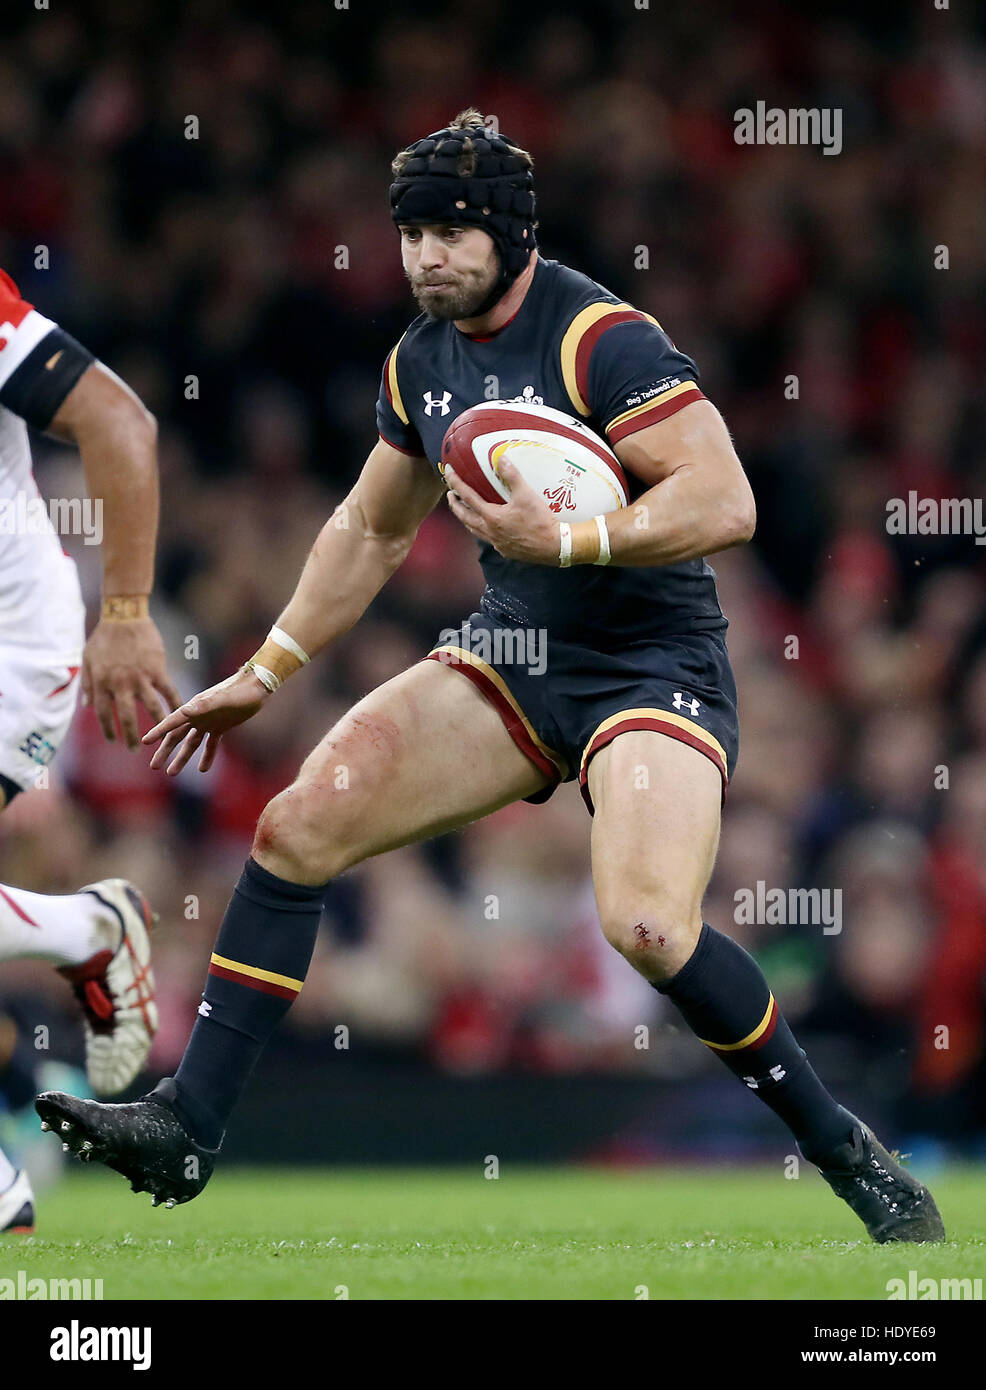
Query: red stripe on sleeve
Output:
[[574, 309, 650, 410], [606, 386, 705, 443]]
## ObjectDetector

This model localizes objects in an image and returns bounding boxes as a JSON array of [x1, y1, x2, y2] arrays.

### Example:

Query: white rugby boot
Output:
[[57, 880, 158, 1096]]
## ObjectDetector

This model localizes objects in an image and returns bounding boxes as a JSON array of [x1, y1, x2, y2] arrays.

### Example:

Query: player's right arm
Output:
[[143, 438, 445, 774], [274, 437, 445, 658]]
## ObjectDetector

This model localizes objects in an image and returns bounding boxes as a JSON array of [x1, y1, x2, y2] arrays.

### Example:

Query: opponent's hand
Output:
[[82, 617, 182, 749], [444, 460, 560, 565], [141, 668, 270, 775]]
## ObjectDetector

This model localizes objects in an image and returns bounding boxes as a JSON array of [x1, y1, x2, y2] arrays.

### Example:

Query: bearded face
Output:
[[399, 224, 501, 320]]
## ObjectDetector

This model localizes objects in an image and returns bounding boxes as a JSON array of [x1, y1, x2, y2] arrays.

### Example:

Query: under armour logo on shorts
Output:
[[672, 691, 701, 717]]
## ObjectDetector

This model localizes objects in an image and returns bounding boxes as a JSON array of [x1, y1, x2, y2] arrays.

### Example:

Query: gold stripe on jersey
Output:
[[605, 380, 700, 433], [387, 332, 411, 425], [560, 302, 661, 417]]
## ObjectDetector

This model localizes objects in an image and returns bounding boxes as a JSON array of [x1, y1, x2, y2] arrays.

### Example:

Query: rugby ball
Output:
[[440, 401, 628, 521]]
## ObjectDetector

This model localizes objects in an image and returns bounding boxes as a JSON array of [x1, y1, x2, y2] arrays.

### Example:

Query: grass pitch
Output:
[[4, 1165, 984, 1300]]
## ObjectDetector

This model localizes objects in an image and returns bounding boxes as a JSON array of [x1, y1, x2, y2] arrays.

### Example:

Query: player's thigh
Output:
[[254, 657, 550, 883], [588, 730, 723, 980], [0, 651, 79, 807]]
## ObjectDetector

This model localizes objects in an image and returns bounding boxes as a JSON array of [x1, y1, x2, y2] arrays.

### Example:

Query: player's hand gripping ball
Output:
[[441, 400, 628, 564]]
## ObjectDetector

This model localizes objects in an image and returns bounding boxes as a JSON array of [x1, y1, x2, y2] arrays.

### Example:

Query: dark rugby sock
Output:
[[0, 1012, 38, 1110], [655, 923, 855, 1162], [171, 857, 328, 1148]]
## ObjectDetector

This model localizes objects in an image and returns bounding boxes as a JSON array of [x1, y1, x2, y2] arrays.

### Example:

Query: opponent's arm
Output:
[[143, 439, 445, 774], [445, 399, 755, 568], [47, 362, 181, 745], [47, 362, 160, 605]]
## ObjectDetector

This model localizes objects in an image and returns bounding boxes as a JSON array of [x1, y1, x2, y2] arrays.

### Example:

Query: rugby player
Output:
[[0, 269, 176, 1232], [37, 111, 943, 1242]]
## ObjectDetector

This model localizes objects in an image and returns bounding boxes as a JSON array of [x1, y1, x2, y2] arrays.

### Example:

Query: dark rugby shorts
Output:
[[425, 609, 739, 813]]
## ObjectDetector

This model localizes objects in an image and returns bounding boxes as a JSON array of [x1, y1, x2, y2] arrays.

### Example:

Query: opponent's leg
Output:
[[588, 730, 943, 1242], [0, 1160, 33, 1234], [0, 1013, 35, 1232], [0, 708, 157, 1096], [0, 875, 133, 969], [0, 873, 157, 1097], [0, 769, 113, 967], [38, 659, 549, 1203]]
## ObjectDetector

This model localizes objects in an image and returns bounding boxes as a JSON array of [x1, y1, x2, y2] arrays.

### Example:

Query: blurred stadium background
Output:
[[1, 0, 985, 1172]]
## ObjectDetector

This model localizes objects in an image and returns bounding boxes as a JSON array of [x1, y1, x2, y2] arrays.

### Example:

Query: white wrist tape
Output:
[[246, 662, 281, 693], [269, 626, 310, 664], [592, 514, 612, 566], [558, 522, 573, 568]]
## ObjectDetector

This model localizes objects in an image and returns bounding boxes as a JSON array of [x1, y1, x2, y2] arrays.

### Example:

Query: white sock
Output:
[[0, 1145, 16, 1191], [0, 884, 121, 967]]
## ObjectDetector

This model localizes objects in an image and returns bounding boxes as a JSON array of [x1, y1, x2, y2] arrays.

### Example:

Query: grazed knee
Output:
[[597, 909, 702, 982], [253, 779, 362, 885], [251, 712, 407, 883]]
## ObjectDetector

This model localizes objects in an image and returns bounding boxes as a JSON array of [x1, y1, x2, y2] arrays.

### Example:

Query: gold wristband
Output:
[[245, 636, 304, 685], [102, 595, 150, 622], [568, 520, 603, 565]]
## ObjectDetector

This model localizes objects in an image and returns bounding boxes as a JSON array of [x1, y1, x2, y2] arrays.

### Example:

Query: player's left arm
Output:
[[445, 398, 754, 568], [592, 398, 756, 565], [446, 313, 754, 567]]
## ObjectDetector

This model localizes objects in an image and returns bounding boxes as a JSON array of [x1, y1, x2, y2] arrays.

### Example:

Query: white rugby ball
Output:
[[440, 400, 628, 521]]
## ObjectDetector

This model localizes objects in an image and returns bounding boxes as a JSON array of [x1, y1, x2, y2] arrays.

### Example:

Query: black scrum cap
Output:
[[390, 121, 537, 313]]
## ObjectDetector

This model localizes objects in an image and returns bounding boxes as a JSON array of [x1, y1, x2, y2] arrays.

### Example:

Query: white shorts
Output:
[[0, 558, 85, 796]]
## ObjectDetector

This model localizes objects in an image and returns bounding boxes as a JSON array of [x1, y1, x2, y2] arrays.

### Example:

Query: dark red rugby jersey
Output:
[[376, 256, 725, 645]]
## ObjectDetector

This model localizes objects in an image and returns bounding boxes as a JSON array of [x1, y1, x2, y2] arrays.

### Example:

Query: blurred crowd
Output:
[[1, 0, 984, 1152]]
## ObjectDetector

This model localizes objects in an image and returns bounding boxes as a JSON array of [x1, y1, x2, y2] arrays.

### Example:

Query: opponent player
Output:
[[0, 268, 177, 1231], [38, 112, 943, 1242]]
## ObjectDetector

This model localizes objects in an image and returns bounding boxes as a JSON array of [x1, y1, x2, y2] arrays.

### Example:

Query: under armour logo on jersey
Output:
[[672, 691, 701, 717], [198, 1000, 213, 1018], [423, 390, 452, 417], [743, 1065, 787, 1090]]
